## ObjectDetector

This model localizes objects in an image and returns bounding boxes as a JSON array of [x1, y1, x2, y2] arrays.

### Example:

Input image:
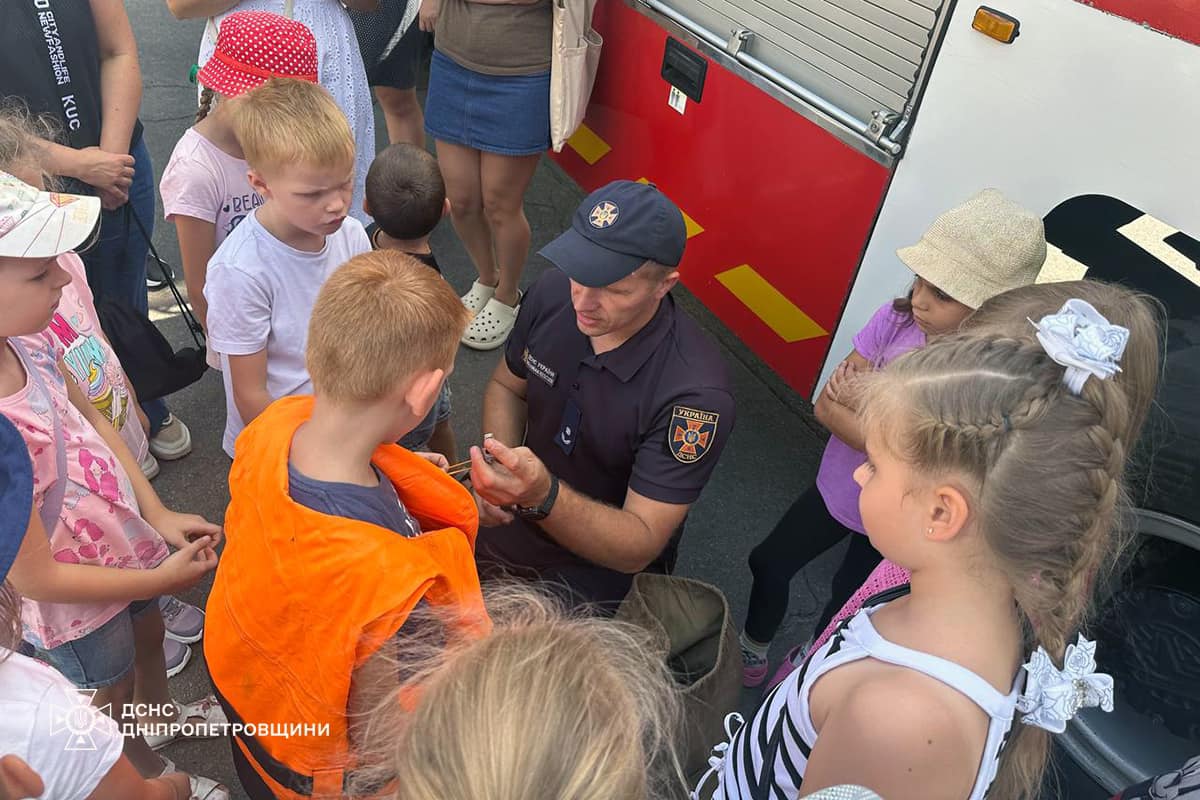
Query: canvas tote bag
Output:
[[616, 573, 741, 777], [550, 0, 603, 152]]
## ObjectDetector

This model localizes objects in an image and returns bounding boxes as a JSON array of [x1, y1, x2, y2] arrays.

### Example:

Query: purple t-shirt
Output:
[[815, 302, 925, 533]]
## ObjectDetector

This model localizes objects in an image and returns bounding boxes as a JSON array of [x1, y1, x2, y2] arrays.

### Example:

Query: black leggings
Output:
[[744, 483, 883, 644]]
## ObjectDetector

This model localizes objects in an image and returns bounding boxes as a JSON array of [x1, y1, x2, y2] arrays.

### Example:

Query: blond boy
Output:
[[204, 78, 370, 457], [206, 252, 485, 798]]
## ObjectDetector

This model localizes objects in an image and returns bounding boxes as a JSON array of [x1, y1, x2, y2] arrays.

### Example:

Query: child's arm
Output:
[[9, 502, 217, 604], [59, 360, 223, 549], [813, 351, 870, 451], [173, 216, 217, 330], [227, 350, 274, 428]]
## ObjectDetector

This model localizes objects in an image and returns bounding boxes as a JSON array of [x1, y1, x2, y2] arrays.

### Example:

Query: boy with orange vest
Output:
[[205, 252, 487, 800]]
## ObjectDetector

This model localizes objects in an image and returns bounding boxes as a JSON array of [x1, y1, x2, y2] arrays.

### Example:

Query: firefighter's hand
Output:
[[418, 0, 440, 32], [469, 438, 552, 510], [474, 491, 514, 527]]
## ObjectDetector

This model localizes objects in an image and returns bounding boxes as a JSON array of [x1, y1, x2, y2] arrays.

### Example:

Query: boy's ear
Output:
[[442, 198, 451, 218], [926, 483, 971, 543], [404, 367, 445, 414], [247, 169, 271, 199]]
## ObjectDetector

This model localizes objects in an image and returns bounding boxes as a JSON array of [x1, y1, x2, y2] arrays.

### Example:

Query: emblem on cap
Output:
[[669, 406, 719, 463], [588, 200, 619, 229]]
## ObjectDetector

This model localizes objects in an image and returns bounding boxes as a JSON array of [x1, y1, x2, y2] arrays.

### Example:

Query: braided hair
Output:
[[195, 87, 215, 124], [859, 311, 1159, 798]]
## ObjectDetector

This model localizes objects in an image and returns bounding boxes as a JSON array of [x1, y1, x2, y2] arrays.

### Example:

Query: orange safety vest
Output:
[[205, 396, 488, 799]]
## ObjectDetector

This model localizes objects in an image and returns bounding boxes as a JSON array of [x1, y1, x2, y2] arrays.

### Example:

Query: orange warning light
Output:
[[972, 6, 1020, 43]]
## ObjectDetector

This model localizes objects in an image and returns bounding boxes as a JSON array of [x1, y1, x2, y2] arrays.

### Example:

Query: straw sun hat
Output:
[[897, 188, 1047, 309]]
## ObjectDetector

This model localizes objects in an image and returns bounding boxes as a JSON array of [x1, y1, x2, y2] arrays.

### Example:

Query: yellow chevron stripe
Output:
[[716, 265, 827, 343], [566, 124, 611, 165]]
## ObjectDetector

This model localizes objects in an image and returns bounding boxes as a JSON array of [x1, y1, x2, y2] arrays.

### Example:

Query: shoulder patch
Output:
[[669, 405, 719, 463]]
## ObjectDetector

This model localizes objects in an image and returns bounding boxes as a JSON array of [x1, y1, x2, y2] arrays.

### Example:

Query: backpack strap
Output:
[[11, 340, 67, 536]]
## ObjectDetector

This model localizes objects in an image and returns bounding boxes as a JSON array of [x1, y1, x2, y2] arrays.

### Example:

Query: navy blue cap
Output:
[[0, 414, 32, 584], [539, 180, 687, 287]]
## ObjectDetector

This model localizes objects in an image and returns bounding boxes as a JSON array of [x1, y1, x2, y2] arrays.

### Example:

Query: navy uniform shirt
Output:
[[475, 269, 736, 609]]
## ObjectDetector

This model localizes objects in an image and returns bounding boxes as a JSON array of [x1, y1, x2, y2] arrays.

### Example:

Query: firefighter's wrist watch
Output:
[[513, 473, 560, 521]]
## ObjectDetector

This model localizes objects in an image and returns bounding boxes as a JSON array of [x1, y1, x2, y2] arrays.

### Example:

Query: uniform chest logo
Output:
[[669, 406, 719, 463], [588, 201, 619, 229], [523, 348, 557, 386]]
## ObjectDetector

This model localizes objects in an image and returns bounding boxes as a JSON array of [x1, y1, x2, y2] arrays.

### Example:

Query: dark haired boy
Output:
[[363, 143, 455, 457], [363, 143, 447, 273]]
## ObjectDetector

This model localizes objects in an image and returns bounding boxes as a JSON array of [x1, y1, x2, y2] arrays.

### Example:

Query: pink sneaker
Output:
[[765, 641, 809, 693], [741, 644, 770, 688]]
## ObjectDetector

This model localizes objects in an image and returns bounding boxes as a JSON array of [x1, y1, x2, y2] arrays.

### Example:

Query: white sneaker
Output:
[[140, 451, 160, 480], [460, 280, 497, 315], [150, 414, 192, 461]]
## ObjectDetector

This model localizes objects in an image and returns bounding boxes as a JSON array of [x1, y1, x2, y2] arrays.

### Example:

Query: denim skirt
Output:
[[425, 49, 551, 156]]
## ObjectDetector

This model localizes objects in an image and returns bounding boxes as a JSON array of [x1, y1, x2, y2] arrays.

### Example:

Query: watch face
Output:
[[516, 506, 548, 521]]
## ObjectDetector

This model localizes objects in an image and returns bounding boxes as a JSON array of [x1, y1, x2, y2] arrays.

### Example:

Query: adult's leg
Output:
[[375, 86, 425, 147], [436, 140, 497, 285], [809, 533, 884, 637], [743, 484, 857, 645], [479, 151, 540, 307]]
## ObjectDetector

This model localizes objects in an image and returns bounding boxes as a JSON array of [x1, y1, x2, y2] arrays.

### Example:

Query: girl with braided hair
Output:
[[694, 292, 1161, 800]]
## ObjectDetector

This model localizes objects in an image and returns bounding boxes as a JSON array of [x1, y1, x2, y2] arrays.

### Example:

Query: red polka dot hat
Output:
[[197, 11, 319, 97]]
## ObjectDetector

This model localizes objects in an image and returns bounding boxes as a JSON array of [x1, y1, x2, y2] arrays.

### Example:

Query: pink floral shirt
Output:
[[47, 253, 149, 463], [1, 335, 168, 650]]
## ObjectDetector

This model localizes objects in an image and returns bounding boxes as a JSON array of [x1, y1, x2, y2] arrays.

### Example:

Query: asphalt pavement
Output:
[[129, 2, 838, 793]]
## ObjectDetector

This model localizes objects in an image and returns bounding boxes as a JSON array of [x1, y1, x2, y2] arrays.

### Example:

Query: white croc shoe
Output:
[[461, 297, 519, 351], [460, 280, 497, 315]]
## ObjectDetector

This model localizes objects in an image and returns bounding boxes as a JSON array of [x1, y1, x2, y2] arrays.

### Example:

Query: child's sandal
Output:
[[159, 756, 231, 800], [145, 695, 228, 750]]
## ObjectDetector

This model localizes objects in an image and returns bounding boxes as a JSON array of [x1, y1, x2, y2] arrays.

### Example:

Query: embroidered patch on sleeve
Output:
[[669, 406, 719, 463]]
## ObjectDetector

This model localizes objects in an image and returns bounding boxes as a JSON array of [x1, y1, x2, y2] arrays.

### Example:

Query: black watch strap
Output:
[[514, 473, 560, 521]]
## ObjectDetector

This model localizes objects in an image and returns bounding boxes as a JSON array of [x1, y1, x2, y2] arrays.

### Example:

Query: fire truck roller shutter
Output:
[[641, 0, 950, 139]]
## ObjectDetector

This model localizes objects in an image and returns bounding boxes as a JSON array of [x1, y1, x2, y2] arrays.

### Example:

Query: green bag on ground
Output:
[[616, 573, 741, 777]]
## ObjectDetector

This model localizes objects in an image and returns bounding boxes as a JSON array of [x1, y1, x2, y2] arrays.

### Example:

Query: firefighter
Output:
[[468, 180, 736, 612]]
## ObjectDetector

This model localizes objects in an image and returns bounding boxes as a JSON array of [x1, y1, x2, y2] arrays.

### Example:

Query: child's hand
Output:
[[415, 451, 450, 470], [826, 361, 864, 410], [146, 508, 224, 551], [154, 536, 219, 594]]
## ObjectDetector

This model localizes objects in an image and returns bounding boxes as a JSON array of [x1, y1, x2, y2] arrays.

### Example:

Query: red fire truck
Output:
[[551, 0, 1198, 793]]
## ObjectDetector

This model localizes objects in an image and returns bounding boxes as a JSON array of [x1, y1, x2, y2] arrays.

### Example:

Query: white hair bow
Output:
[[1015, 635, 1115, 733], [1031, 299, 1130, 395]]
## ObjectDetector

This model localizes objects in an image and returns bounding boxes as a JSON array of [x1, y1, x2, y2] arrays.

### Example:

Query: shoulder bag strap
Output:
[[11, 340, 68, 536]]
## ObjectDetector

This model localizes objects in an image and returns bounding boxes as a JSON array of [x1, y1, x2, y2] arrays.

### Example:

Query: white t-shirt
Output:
[[205, 209, 371, 456], [160, 128, 265, 371], [0, 650, 123, 800]]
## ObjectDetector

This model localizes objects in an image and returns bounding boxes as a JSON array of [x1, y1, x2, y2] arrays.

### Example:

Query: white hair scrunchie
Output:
[[1015, 634, 1115, 733], [1030, 299, 1130, 395]]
